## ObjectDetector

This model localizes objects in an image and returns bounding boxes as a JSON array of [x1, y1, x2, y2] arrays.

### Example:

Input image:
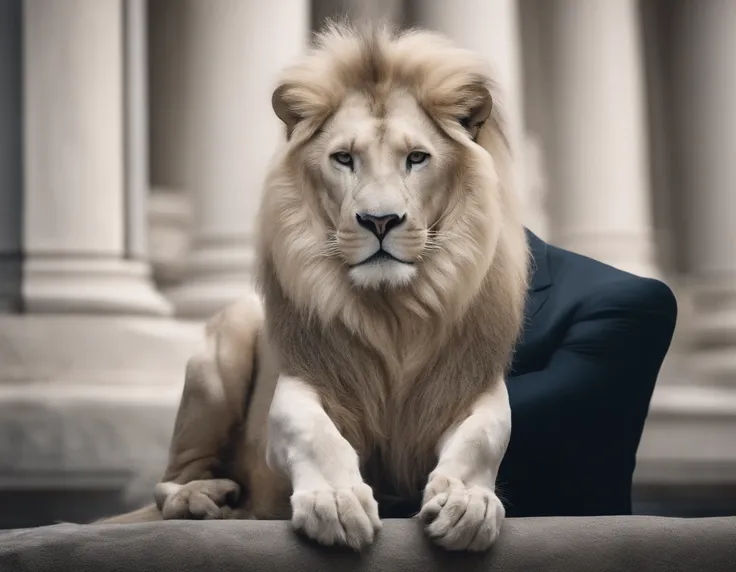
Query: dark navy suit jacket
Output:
[[497, 229, 677, 517]]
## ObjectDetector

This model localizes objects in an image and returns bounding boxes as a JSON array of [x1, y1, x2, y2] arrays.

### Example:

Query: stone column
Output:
[[166, 0, 309, 319], [148, 0, 189, 194], [22, 0, 170, 315], [147, 0, 193, 291], [617, 1, 736, 509], [123, 0, 150, 261], [544, 0, 658, 278], [415, 0, 548, 237], [0, 0, 23, 313], [0, 0, 203, 525], [673, 0, 736, 386], [518, 0, 553, 241]]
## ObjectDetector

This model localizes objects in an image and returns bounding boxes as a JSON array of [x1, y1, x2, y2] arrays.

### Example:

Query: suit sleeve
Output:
[[499, 277, 678, 517]]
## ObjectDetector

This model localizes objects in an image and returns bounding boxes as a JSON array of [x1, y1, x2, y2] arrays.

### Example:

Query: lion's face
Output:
[[303, 91, 455, 289]]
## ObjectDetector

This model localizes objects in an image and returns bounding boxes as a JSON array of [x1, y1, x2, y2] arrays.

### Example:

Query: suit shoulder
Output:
[[546, 243, 677, 321]]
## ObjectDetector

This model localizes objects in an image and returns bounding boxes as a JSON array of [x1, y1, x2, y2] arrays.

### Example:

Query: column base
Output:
[[689, 276, 736, 385], [165, 237, 256, 320], [634, 383, 736, 516], [0, 313, 202, 523], [23, 256, 172, 316], [636, 384, 736, 485]]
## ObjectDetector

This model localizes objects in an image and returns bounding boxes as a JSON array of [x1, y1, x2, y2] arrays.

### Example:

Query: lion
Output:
[[100, 22, 530, 553]]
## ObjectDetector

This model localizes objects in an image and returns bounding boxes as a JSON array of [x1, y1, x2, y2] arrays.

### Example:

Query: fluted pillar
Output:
[[22, 0, 170, 315], [166, 0, 309, 319], [674, 1, 736, 386], [0, 0, 203, 524], [415, 0, 547, 237], [544, 0, 658, 278]]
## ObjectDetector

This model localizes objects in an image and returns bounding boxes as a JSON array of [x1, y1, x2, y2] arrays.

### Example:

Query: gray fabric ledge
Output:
[[1, 516, 735, 572]]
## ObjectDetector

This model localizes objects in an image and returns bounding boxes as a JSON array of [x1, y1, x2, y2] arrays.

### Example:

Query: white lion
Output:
[[101, 22, 530, 553]]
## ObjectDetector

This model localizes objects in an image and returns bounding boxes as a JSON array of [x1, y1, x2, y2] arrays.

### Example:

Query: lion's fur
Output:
[[99, 21, 530, 524], [258, 22, 529, 497]]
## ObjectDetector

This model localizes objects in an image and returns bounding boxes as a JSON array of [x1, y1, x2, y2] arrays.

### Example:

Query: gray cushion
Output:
[[1, 516, 735, 571]]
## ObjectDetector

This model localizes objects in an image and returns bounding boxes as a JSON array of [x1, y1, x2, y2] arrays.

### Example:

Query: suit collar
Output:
[[526, 228, 551, 292], [521, 228, 553, 323]]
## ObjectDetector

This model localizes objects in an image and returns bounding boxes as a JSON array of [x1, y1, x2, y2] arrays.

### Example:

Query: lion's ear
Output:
[[457, 85, 493, 141], [272, 84, 302, 140], [271, 82, 330, 142]]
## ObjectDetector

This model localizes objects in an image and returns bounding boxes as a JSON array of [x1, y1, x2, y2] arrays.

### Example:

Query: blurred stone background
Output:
[[1, 0, 735, 527]]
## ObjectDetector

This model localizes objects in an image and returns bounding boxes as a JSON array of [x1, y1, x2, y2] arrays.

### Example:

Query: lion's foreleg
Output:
[[152, 350, 245, 519], [266, 375, 381, 551], [419, 376, 511, 551], [154, 299, 263, 520], [96, 306, 256, 524]]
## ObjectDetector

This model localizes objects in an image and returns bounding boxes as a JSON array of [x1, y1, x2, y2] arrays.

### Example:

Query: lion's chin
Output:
[[348, 259, 417, 290]]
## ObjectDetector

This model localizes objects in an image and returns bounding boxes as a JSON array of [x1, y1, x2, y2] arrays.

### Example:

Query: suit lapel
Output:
[[509, 230, 554, 376], [524, 229, 552, 320]]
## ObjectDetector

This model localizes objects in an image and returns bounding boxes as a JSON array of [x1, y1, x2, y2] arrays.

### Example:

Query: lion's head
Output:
[[257, 22, 528, 328], [291, 88, 459, 290]]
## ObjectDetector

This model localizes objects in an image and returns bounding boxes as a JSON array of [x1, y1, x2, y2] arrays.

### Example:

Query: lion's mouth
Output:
[[350, 249, 414, 267]]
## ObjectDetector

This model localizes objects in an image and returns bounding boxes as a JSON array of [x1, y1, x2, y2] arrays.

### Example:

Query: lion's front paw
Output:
[[290, 482, 382, 551], [154, 479, 241, 520], [419, 475, 504, 552]]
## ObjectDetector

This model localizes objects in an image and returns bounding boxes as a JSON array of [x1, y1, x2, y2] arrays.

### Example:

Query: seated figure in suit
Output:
[[498, 229, 678, 517]]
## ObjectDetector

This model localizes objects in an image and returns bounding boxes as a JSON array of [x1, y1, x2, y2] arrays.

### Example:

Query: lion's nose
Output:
[[356, 213, 406, 240]]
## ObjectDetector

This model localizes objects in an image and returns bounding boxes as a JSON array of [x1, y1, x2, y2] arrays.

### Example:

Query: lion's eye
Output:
[[331, 151, 354, 170], [406, 151, 430, 169]]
